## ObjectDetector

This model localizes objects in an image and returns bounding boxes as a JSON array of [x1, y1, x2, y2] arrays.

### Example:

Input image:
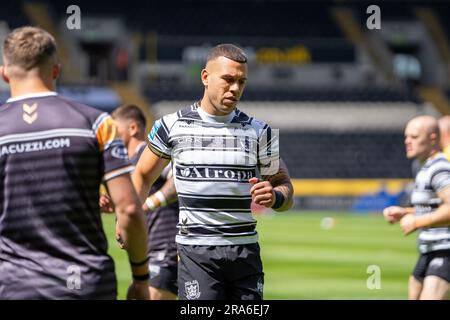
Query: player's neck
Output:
[[199, 97, 233, 116], [199, 99, 217, 115], [9, 77, 56, 98], [127, 138, 145, 158], [424, 149, 440, 162]]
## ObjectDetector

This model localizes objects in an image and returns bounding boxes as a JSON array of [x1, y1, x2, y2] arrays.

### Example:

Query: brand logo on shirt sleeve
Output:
[[149, 120, 162, 141]]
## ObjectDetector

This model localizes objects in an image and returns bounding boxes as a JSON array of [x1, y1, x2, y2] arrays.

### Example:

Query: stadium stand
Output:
[[144, 85, 420, 103], [1, 0, 450, 212], [280, 131, 411, 179], [50, 1, 345, 38], [0, 3, 29, 29]]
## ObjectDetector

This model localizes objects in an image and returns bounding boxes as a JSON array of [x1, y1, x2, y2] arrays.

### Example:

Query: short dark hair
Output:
[[112, 104, 146, 129], [206, 44, 247, 64], [3, 26, 57, 70]]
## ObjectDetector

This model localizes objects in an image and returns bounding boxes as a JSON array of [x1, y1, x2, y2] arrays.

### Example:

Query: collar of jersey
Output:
[[197, 105, 236, 123], [425, 152, 444, 165], [134, 141, 147, 155], [6, 91, 58, 103]]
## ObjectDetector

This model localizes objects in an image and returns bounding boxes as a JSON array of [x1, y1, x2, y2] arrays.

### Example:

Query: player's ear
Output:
[[129, 121, 138, 136], [0, 65, 10, 83], [201, 68, 208, 86], [52, 63, 61, 80], [430, 132, 438, 146]]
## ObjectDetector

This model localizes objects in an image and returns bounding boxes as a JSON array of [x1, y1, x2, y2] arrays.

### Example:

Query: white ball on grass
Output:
[[320, 217, 336, 230]]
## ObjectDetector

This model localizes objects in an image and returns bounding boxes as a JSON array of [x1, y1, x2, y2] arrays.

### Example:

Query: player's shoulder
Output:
[[426, 154, 450, 174], [0, 93, 108, 132], [234, 108, 270, 130], [158, 103, 201, 129], [27, 94, 109, 133], [251, 117, 270, 130], [236, 110, 271, 133], [429, 154, 450, 166], [57, 95, 107, 123]]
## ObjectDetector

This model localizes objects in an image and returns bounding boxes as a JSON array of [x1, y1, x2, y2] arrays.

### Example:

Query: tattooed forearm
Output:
[[267, 160, 294, 211]]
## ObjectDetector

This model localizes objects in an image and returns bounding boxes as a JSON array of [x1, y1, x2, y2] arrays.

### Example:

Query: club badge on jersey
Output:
[[185, 280, 201, 300], [110, 141, 128, 160]]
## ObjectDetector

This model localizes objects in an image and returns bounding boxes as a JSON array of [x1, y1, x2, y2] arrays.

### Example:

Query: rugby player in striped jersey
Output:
[[384, 115, 450, 300], [132, 44, 294, 300]]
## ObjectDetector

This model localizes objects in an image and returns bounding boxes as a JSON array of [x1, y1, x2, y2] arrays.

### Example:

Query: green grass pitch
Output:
[[102, 211, 417, 300]]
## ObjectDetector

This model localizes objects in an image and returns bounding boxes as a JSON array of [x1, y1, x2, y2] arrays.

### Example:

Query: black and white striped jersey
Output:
[[147, 102, 279, 245], [412, 153, 450, 253]]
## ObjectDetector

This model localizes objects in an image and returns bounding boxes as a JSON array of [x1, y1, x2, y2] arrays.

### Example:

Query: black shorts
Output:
[[412, 250, 450, 283], [149, 264, 178, 295], [177, 243, 264, 300], [147, 244, 178, 295]]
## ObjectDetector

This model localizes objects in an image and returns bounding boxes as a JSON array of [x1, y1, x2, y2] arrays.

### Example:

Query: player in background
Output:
[[0, 26, 149, 299], [383, 115, 450, 300], [132, 44, 294, 300], [101, 104, 179, 299]]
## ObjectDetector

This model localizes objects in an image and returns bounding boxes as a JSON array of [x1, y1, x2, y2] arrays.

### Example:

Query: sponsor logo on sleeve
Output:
[[149, 120, 162, 141]]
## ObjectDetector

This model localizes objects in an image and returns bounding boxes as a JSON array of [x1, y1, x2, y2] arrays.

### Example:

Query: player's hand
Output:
[[383, 206, 407, 224], [249, 177, 275, 208], [126, 281, 150, 300], [400, 214, 417, 236], [115, 221, 126, 250], [99, 194, 115, 213]]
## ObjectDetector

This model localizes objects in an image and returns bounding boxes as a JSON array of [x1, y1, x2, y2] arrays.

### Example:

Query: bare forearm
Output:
[[415, 204, 450, 228], [132, 169, 153, 204], [268, 162, 294, 212], [116, 204, 148, 262], [143, 177, 177, 211], [132, 148, 170, 205], [273, 182, 294, 211], [106, 175, 149, 267]]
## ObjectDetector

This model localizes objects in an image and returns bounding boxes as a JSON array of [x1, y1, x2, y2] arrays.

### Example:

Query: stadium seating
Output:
[[0, 3, 29, 29], [280, 132, 412, 179], [424, 3, 450, 43], [144, 85, 420, 103], [50, 1, 344, 38], [147, 82, 425, 180], [0, 1, 444, 183]]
